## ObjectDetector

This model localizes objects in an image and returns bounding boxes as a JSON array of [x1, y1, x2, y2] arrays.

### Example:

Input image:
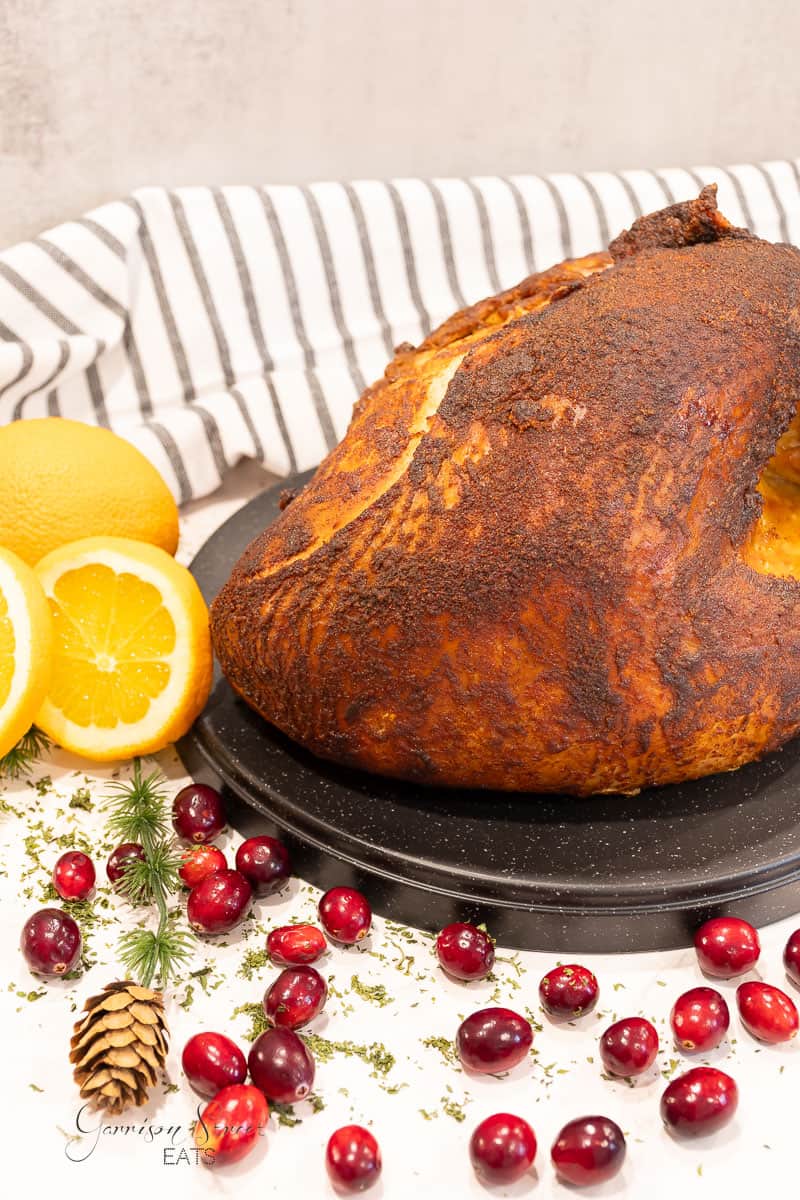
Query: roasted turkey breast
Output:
[[211, 187, 800, 796]]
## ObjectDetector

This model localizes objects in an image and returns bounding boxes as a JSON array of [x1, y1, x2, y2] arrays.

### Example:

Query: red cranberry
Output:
[[179, 844, 227, 888], [106, 841, 145, 885], [551, 1116, 626, 1186], [248, 1027, 315, 1103], [436, 922, 495, 981], [660, 1067, 738, 1136], [264, 965, 327, 1029], [670, 987, 730, 1053], [187, 869, 252, 934], [539, 963, 599, 1018], [194, 1083, 268, 1167], [469, 1112, 537, 1185], [694, 916, 760, 978], [182, 1032, 247, 1098], [235, 836, 291, 897], [326, 1125, 381, 1194], [20, 908, 82, 976], [172, 783, 226, 843], [599, 1016, 658, 1077], [319, 887, 372, 944], [783, 928, 800, 988], [456, 1007, 533, 1074], [737, 981, 799, 1043], [267, 924, 327, 966], [52, 851, 95, 901]]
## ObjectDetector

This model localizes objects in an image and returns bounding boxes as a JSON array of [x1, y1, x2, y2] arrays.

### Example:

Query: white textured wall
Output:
[[2, 0, 800, 249]]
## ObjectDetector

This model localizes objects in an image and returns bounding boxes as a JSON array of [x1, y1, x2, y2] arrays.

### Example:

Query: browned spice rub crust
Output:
[[211, 187, 800, 795]]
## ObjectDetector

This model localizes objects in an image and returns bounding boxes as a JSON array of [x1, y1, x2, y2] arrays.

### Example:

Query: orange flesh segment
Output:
[[0, 587, 14, 710], [47, 563, 176, 729]]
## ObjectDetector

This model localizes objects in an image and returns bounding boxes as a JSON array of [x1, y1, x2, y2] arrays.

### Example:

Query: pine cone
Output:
[[70, 980, 168, 1114]]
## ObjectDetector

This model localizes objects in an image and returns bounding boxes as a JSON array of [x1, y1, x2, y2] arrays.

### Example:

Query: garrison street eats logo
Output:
[[64, 1103, 265, 1165]]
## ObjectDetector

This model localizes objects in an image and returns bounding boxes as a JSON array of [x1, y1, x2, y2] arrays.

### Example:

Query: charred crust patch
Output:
[[508, 398, 555, 428], [609, 184, 748, 260]]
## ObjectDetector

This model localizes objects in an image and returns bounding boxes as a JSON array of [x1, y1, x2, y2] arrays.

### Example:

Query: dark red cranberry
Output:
[[694, 916, 760, 978], [469, 1112, 537, 1185], [267, 924, 326, 966], [661, 1067, 738, 1136], [264, 965, 327, 1029], [187, 869, 252, 934], [179, 844, 227, 888], [194, 1084, 268, 1167], [52, 851, 95, 901], [248, 1027, 315, 1103], [235, 836, 291, 897], [106, 841, 145, 886], [599, 1016, 658, 1077], [436, 922, 495, 981], [172, 783, 226, 843], [319, 887, 372, 944], [326, 1125, 381, 1194], [20, 908, 81, 976], [670, 987, 730, 1053], [182, 1031, 247, 1098], [539, 963, 599, 1018], [551, 1116, 626, 1186], [783, 928, 800, 988], [737, 981, 799, 1043], [456, 1007, 533, 1074]]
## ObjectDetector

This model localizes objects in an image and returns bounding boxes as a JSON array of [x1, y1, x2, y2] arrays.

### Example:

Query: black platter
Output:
[[178, 471, 800, 952]]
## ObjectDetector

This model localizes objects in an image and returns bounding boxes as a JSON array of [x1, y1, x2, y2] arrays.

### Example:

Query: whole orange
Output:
[[0, 418, 179, 564]]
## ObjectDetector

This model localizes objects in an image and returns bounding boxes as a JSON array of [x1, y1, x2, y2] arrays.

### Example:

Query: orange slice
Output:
[[0, 546, 53, 758], [35, 537, 212, 761]]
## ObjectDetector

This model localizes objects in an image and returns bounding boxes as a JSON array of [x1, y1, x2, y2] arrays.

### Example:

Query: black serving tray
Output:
[[178, 471, 800, 952]]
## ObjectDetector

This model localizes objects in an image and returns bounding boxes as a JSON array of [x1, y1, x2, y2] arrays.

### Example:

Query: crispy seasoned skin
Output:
[[211, 187, 800, 795]]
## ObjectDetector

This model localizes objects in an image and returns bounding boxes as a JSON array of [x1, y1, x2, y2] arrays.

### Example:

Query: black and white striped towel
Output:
[[1, 160, 799, 503]]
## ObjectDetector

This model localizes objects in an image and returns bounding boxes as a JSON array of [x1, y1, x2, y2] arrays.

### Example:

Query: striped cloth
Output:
[[2, 160, 799, 504]]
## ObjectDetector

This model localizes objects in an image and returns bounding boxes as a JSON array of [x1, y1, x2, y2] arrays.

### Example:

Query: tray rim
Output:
[[182, 714, 800, 917]]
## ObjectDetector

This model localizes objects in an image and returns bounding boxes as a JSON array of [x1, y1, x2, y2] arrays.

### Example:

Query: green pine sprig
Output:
[[104, 762, 172, 849], [117, 925, 194, 991], [121, 840, 183, 907], [104, 759, 193, 989], [0, 726, 51, 779]]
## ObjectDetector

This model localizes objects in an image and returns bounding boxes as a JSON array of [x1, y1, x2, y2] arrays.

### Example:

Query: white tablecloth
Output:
[[4, 461, 796, 1200]]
